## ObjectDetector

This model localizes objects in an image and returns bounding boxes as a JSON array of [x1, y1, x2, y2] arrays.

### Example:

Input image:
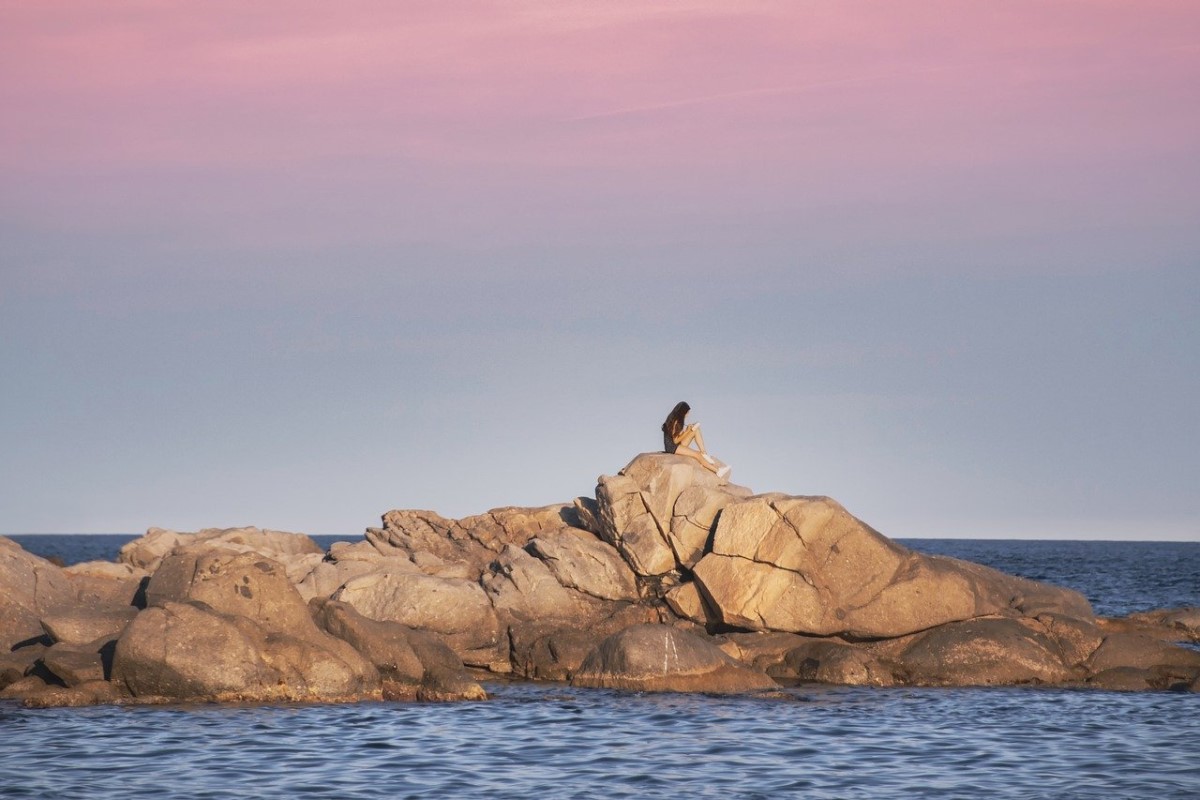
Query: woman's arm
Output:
[[673, 422, 698, 445]]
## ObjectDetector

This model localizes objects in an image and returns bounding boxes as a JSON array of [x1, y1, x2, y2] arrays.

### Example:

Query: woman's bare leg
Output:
[[672, 433, 718, 473], [676, 425, 701, 450], [678, 425, 714, 463]]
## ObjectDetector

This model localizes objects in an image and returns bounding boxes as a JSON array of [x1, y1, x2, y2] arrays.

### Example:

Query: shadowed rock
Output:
[[41, 640, 109, 687], [1085, 632, 1200, 674], [572, 624, 778, 693], [895, 617, 1078, 686], [664, 581, 717, 626], [1, 536, 75, 651], [312, 598, 485, 701], [63, 561, 149, 608], [1099, 607, 1200, 644], [41, 608, 138, 647], [767, 639, 896, 686], [313, 599, 425, 682], [510, 605, 659, 682], [333, 569, 507, 671]]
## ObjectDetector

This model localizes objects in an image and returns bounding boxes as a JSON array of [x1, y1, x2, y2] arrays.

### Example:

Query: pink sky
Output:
[[3, 1, 1198, 253]]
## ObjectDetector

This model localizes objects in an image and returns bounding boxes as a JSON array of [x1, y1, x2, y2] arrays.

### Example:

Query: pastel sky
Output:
[[2, 1, 1197, 539]]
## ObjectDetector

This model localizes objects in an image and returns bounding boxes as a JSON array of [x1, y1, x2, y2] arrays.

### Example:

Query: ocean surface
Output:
[[2, 534, 1198, 799]]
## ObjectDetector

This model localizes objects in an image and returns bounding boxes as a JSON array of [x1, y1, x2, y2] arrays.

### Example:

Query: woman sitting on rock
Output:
[[662, 401, 729, 477]]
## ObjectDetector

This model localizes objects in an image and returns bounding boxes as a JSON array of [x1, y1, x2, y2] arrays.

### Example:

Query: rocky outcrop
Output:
[[3, 452, 1196, 707], [595, 454, 751, 575]]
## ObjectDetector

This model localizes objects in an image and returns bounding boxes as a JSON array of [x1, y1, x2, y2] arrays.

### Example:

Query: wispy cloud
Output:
[[567, 65, 963, 122]]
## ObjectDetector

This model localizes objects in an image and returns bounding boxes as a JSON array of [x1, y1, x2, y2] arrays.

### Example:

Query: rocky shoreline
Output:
[[3, 453, 1198, 708]]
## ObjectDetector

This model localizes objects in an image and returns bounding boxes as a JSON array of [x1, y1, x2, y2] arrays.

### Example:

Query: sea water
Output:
[[2, 535, 1198, 799]]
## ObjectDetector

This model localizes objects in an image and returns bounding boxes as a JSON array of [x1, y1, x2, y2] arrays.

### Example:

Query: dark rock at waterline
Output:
[[766, 638, 896, 687], [312, 598, 485, 701], [572, 624, 778, 693], [892, 617, 1078, 686], [41, 639, 110, 687]]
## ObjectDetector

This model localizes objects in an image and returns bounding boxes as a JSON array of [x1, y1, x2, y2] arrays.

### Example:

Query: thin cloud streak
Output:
[[566, 64, 966, 122]]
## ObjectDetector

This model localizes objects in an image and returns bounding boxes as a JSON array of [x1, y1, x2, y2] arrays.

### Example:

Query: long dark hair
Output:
[[662, 401, 690, 441]]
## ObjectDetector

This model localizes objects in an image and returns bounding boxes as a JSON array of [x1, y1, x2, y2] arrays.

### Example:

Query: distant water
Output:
[[3, 534, 1198, 799]]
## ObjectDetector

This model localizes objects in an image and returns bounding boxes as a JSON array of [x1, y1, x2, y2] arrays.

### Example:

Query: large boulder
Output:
[[594, 454, 750, 576], [312, 599, 486, 701], [332, 569, 506, 671], [692, 495, 1093, 638], [526, 529, 639, 602], [894, 617, 1077, 686], [126, 547, 380, 700], [482, 544, 590, 621], [766, 639, 896, 687], [146, 549, 321, 636], [0, 537, 75, 650], [572, 624, 777, 693], [112, 601, 379, 702]]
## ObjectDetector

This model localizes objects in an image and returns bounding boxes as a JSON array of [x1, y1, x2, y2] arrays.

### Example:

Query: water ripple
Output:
[[2, 683, 1197, 799]]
